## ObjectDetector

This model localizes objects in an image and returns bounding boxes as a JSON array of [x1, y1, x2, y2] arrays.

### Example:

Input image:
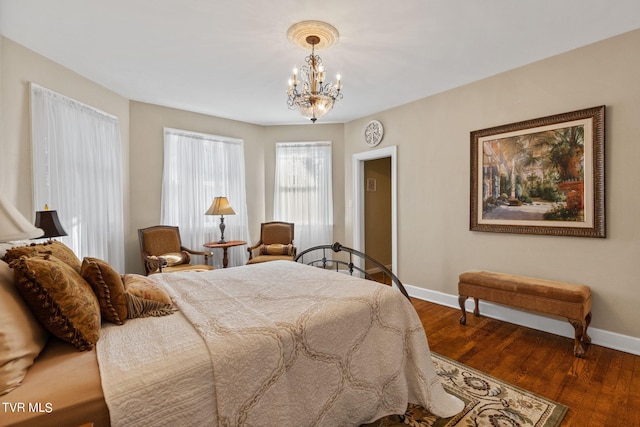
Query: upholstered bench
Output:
[[458, 271, 592, 357]]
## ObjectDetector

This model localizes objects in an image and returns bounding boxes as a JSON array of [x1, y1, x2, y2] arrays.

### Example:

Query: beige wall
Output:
[[344, 29, 640, 338], [0, 36, 130, 242]]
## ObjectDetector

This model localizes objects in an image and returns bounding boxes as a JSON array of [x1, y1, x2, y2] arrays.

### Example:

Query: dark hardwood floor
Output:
[[411, 299, 640, 426]]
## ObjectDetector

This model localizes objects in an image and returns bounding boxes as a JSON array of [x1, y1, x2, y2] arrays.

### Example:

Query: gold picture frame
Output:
[[470, 105, 605, 237]]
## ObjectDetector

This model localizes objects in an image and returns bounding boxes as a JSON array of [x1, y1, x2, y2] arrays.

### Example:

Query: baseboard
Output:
[[365, 264, 393, 275], [405, 283, 640, 357]]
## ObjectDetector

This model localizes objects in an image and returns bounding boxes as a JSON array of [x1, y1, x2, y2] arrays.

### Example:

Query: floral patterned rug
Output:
[[366, 353, 567, 427]]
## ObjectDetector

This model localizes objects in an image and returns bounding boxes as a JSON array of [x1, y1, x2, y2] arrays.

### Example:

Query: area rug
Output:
[[366, 353, 567, 427]]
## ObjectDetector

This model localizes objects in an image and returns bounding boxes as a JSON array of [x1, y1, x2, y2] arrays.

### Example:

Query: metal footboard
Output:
[[294, 242, 411, 301]]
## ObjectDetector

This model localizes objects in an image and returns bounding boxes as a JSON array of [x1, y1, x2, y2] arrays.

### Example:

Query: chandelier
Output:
[[286, 22, 343, 123]]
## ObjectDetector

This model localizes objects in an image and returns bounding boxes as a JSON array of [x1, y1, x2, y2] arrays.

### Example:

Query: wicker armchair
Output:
[[246, 222, 297, 264], [138, 225, 213, 275]]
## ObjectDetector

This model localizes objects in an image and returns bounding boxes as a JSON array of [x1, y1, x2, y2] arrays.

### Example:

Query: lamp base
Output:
[[218, 216, 227, 244]]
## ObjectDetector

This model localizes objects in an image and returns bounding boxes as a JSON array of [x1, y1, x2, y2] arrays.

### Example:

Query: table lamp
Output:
[[34, 205, 67, 239], [205, 197, 235, 243]]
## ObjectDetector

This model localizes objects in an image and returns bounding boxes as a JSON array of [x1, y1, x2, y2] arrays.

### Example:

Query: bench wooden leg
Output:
[[458, 295, 468, 325], [569, 320, 585, 357], [459, 296, 481, 325], [569, 313, 592, 358], [583, 311, 592, 344], [573, 311, 593, 359]]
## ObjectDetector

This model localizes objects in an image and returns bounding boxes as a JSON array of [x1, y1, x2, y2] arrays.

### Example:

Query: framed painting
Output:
[[470, 105, 605, 237]]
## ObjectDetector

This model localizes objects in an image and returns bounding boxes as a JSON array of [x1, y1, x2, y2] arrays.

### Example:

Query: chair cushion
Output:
[[262, 223, 293, 245], [247, 254, 295, 265], [260, 244, 294, 256], [160, 251, 190, 266], [148, 264, 213, 274], [141, 228, 182, 255]]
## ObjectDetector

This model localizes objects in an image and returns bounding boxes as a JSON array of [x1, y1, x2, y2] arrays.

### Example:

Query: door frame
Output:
[[352, 145, 397, 275]]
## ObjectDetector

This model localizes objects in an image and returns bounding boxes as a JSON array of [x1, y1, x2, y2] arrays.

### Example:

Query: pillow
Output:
[[122, 274, 175, 319], [81, 257, 128, 325], [3, 240, 82, 273], [260, 243, 294, 256], [159, 251, 190, 266], [11, 254, 101, 351], [143, 256, 165, 274], [0, 260, 49, 395]]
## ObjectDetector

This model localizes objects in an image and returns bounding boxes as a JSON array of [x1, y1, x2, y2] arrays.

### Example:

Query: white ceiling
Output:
[[2, 1, 640, 126]]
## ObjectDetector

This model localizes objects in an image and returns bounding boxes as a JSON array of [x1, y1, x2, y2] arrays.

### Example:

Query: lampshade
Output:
[[34, 207, 67, 239], [0, 195, 44, 242], [205, 197, 236, 216]]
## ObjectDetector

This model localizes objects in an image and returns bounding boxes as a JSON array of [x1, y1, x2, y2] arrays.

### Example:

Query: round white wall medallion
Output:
[[364, 120, 384, 146]]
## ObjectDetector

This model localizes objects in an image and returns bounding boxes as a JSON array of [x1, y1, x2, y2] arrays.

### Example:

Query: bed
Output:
[[1, 242, 463, 427]]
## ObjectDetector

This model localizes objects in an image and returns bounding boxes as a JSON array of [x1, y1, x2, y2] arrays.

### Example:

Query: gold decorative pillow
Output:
[[260, 244, 294, 256], [159, 251, 190, 266], [81, 257, 128, 325], [11, 254, 101, 351], [122, 274, 175, 318], [0, 260, 49, 395], [3, 240, 82, 274]]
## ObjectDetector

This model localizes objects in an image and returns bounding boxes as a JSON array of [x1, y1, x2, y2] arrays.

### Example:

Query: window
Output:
[[30, 83, 125, 271], [162, 128, 249, 267], [274, 142, 333, 252]]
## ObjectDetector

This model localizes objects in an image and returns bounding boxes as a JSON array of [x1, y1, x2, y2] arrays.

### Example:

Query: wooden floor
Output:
[[412, 299, 640, 426]]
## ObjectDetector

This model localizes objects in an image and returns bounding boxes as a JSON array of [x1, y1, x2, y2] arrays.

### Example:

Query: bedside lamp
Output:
[[205, 197, 235, 244], [34, 205, 67, 239], [0, 195, 44, 242]]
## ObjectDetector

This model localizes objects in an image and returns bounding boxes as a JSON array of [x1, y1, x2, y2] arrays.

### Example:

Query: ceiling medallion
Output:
[[286, 21, 343, 123], [286, 20, 339, 50]]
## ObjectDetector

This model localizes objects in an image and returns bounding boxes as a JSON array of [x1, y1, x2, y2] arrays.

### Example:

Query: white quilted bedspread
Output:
[[97, 261, 463, 426]]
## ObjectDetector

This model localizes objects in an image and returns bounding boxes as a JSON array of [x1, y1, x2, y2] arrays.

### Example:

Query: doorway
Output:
[[352, 146, 397, 275], [364, 157, 392, 270]]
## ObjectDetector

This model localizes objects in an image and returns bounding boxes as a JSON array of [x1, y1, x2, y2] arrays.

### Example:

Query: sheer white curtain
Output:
[[161, 128, 249, 268], [274, 142, 333, 253], [30, 83, 125, 271]]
